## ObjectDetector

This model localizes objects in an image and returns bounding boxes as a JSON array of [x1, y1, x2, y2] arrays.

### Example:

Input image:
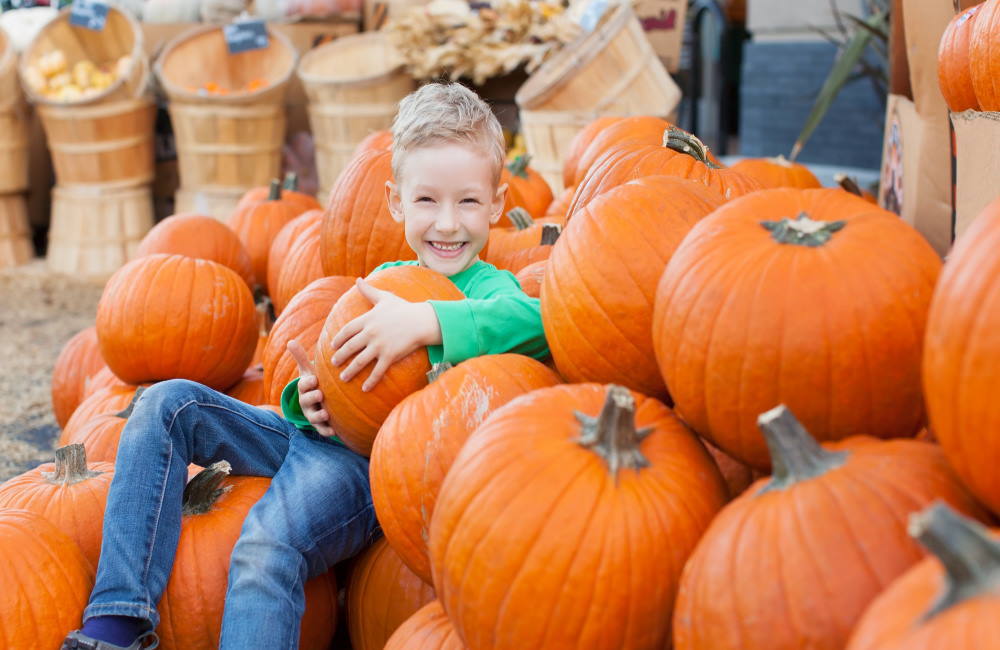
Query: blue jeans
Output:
[[84, 379, 380, 649]]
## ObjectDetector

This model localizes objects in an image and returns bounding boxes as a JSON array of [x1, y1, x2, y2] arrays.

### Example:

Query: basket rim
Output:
[[17, 5, 147, 107], [297, 31, 407, 88], [154, 23, 299, 105], [514, 2, 633, 110]]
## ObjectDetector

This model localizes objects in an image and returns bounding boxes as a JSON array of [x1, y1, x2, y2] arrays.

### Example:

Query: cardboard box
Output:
[[635, 0, 686, 72], [951, 110, 1000, 241]]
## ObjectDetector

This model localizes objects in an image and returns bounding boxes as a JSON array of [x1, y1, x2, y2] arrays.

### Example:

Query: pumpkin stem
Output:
[[506, 154, 532, 178], [575, 385, 654, 480], [256, 296, 274, 337], [182, 461, 233, 516], [507, 207, 534, 230], [540, 224, 561, 245], [910, 502, 1000, 621], [760, 213, 846, 247], [283, 172, 299, 191], [663, 127, 721, 169], [768, 154, 793, 167], [426, 362, 454, 383], [756, 405, 848, 494], [267, 179, 281, 201], [834, 174, 864, 197], [114, 386, 146, 420], [43, 444, 102, 485]]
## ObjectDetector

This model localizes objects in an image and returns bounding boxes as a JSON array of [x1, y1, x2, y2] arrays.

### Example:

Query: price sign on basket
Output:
[[224, 19, 269, 55], [69, 0, 109, 31]]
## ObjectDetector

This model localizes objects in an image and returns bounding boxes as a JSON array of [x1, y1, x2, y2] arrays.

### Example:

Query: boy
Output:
[[61, 82, 548, 650]]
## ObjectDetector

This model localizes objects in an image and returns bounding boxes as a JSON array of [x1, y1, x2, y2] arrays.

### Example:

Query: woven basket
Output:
[[0, 30, 28, 195], [0, 194, 33, 268]]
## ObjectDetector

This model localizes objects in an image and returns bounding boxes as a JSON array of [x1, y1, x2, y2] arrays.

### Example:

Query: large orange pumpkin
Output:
[[0, 445, 114, 567], [262, 276, 355, 405], [653, 189, 941, 469], [352, 130, 393, 159], [230, 180, 310, 286], [938, 4, 982, 112], [155, 463, 338, 650], [729, 155, 822, 189], [315, 266, 464, 456], [233, 173, 322, 217], [225, 364, 265, 406], [384, 601, 464, 650], [371, 354, 561, 583], [347, 537, 436, 650], [63, 385, 143, 446], [846, 503, 1000, 650], [673, 406, 990, 650], [430, 384, 728, 649], [542, 176, 724, 399], [562, 116, 623, 189], [0, 509, 94, 649], [320, 150, 416, 278], [52, 326, 106, 428], [96, 254, 258, 391], [59, 387, 144, 463], [545, 184, 575, 222], [569, 116, 673, 187], [266, 209, 323, 298], [273, 219, 326, 315], [924, 196, 1000, 513], [969, 0, 1000, 110], [135, 213, 255, 288], [82, 366, 130, 400]]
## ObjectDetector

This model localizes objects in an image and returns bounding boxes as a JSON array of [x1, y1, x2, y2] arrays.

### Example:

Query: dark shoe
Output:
[[60, 630, 158, 650]]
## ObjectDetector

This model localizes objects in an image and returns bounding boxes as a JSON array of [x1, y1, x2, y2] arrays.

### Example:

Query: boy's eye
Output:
[[416, 196, 434, 203], [461, 198, 481, 204]]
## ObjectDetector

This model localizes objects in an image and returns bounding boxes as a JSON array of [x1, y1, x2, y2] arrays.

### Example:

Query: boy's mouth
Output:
[[427, 241, 467, 258]]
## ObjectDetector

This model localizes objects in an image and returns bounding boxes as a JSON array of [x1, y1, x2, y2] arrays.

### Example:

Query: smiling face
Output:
[[387, 142, 506, 276]]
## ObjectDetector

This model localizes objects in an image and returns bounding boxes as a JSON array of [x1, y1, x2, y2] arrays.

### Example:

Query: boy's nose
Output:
[[435, 208, 460, 233]]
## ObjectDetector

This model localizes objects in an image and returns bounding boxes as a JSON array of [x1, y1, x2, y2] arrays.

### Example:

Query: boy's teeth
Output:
[[432, 242, 463, 251]]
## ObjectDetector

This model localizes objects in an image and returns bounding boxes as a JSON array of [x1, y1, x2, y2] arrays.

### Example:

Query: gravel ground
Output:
[[0, 260, 104, 482]]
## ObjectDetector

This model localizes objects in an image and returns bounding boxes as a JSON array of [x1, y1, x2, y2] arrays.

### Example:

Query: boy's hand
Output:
[[288, 339, 335, 437], [331, 278, 441, 392]]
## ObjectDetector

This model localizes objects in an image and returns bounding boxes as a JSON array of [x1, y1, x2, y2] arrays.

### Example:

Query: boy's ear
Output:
[[385, 181, 404, 224], [490, 182, 508, 225]]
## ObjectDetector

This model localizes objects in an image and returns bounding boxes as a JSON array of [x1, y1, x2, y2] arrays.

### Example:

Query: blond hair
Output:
[[391, 82, 506, 184]]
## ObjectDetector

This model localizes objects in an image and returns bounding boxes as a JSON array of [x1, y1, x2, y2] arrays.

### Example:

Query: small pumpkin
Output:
[[514, 260, 546, 298], [729, 155, 822, 189], [59, 388, 145, 463], [969, 0, 1000, 111], [503, 155, 553, 218], [938, 5, 982, 112], [134, 213, 255, 288], [272, 219, 326, 315], [96, 254, 258, 391], [63, 385, 144, 449], [315, 266, 464, 456], [484, 208, 562, 273], [266, 209, 324, 299], [230, 180, 311, 287], [384, 601, 464, 650], [233, 172, 322, 217], [51, 326, 106, 428], [347, 537, 436, 650]]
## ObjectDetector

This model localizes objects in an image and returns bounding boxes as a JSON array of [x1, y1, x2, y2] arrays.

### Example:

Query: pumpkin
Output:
[[347, 537, 436, 650], [569, 128, 758, 217], [729, 155, 822, 189], [230, 180, 311, 287], [250, 300, 271, 367], [970, 0, 1000, 110], [273, 219, 326, 315], [52, 326, 106, 428], [60, 388, 145, 464], [484, 208, 562, 273], [384, 601, 464, 650], [938, 5, 982, 112], [429, 384, 728, 649], [371, 354, 561, 583], [542, 176, 724, 400], [226, 364, 265, 406], [155, 462, 339, 650], [543, 184, 575, 223], [514, 260, 546, 298], [846, 503, 1000, 650], [504, 155, 553, 218], [135, 213, 255, 288], [569, 116, 673, 188], [262, 276, 356, 405], [0, 445, 114, 567], [924, 196, 1000, 513], [353, 130, 393, 159], [266, 209, 323, 299], [63, 385, 143, 447], [233, 173, 322, 216], [836, 174, 878, 203], [702, 437, 758, 500], [315, 266, 464, 456], [672, 406, 989, 650], [653, 189, 941, 469], [562, 116, 623, 189], [96, 254, 258, 391], [0, 509, 94, 649], [320, 149, 416, 278], [82, 365, 130, 400]]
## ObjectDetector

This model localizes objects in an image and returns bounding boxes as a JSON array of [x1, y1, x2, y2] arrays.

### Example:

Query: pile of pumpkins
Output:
[[1, 114, 999, 650]]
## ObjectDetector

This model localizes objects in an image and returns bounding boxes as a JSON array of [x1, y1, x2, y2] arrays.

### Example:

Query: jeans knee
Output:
[[121, 379, 210, 449]]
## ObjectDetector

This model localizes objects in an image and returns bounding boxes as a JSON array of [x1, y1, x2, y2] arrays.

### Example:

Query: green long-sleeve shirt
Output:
[[280, 259, 549, 432]]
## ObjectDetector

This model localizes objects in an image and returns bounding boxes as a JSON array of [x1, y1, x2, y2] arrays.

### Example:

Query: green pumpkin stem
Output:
[[114, 386, 146, 420], [910, 502, 1000, 622], [506, 154, 532, 178], [426, 362, 454, 383], [507, 207, 534, 230], [663, 127, 721, 169], [761, 213, 846, 247], [267, 179, 282, 201], [757, 405, 848, 494], [283, 172, 299, 191], [182, 461, 233, 516], [43, 444, 102, 485], [575, 385, 654, 481]]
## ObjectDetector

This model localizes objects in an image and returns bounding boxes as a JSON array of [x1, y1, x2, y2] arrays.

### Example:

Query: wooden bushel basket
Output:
[[514, 3, 682, 193], [155, 24, 297, 195], [298, 31, 413, 197], [0, 194, 33, 268], [0, 30, 29, 195]]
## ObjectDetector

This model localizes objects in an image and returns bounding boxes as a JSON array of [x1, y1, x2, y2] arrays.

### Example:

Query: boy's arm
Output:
[[427, 270, 549, 364]]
